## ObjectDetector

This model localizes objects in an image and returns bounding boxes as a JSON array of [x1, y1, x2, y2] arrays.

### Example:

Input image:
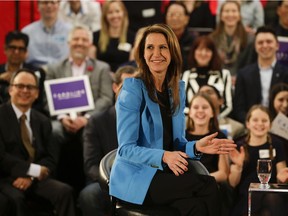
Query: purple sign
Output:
[[277, 36, 288, 67], [51, 80, 89, 110]]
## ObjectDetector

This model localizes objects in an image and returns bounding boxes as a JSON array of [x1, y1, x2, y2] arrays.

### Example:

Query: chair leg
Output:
[[111, 196, 117, 216]]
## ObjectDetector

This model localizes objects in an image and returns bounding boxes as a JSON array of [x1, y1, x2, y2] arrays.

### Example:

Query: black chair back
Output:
[[99, 149, 210, 216]]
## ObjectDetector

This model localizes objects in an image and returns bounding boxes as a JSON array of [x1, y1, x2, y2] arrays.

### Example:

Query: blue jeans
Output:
[[78, 183, 111, 216]]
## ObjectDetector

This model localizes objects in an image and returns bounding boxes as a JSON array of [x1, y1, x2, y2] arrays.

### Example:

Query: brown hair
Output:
[[210, 0, 248, 50], [244, 105, 274, 161], [269, 83, 288, 119], [134, 24, 182, 114], [186, 92, 219, 132], [187, 35, 222, 70]]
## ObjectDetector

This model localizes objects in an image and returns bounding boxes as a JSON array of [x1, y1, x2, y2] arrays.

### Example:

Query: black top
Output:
[[195, 66, 210, 86], [231, 134, 286, 215], [93, 31, 135, 72], [157, 89, 173, 151], [188, 2, 216, 29], [185, 130, 226, 173]]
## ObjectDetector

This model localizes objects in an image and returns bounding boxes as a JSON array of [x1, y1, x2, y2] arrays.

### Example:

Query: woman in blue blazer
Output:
[[110, 24, 236, 216]]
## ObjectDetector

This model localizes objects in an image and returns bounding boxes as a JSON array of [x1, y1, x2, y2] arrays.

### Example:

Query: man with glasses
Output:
[[0, 69, 76, 216], [22, 0, 71, 66], [0, 31, 47, 115]]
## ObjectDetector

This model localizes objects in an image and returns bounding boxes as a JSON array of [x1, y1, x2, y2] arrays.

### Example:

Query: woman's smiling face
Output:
[[144, 33, 171, 77]]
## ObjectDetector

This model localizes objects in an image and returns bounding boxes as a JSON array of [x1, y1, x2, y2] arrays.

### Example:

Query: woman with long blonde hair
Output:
[[210, 0, 254, 77], [92, 0, 135, 72]]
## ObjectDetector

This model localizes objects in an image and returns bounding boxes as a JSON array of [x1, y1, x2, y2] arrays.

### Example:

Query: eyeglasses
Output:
[[167, 13, 186, 18], [6, 45, 27, 53], [11, 84, 38, 91]]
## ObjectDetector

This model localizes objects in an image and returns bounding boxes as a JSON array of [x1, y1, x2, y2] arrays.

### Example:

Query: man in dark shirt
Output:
[[0, 31, 47, 115], [78, 65, 137, 216]]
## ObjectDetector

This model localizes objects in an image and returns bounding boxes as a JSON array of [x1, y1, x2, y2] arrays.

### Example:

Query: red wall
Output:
[[0, 0, 40, 64]]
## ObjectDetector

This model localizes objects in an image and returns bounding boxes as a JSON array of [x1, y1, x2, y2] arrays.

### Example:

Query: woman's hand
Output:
[[195, 132, 236, 154], [163, 151, 188, 176]]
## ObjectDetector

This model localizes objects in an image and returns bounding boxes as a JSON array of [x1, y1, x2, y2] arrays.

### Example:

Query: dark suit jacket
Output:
[[0, 63, 47, 116], [233, 62, 288, 123], [83, 106, 117, 183], [0, 103, 55, 180]]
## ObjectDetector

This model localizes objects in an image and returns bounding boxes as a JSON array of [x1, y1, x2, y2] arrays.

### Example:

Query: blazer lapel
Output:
[[6, 103, 28, 156], [271, 63, 281, 87], [64, 60, 73, 77], [141, 87, 163, 148], [84, 58, 94, 78]]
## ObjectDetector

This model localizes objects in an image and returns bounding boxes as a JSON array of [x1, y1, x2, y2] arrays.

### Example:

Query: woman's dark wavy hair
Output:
[[134, 23, 182, 115], [269, 83, 288, 119], [187, 35, 222, 70]]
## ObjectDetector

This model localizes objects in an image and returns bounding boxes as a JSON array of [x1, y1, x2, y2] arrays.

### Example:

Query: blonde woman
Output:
[[93, 0, 135, 72], [210, 0, 254, 77]]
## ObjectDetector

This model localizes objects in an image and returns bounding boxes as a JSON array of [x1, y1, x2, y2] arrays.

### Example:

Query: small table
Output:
[[248, 183, 288, 216]]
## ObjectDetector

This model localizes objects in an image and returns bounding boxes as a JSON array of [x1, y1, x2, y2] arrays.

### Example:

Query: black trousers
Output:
[[0, 178, 76, 216], [0, 192, 11, 216], [144, 169, 220, 216]]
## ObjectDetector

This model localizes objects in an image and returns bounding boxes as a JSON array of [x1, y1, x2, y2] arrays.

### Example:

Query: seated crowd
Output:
[[0, 0, 288, 216]]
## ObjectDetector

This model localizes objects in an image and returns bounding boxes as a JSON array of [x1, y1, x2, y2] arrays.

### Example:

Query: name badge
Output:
[[259, 149, 276, 158], [142, 8, 155, 18], [118, 43, 132, 52]]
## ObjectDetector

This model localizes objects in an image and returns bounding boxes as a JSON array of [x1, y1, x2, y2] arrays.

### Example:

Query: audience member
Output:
[[228, 105, 288, 216], [217, 0, 264, 34], [269, 82, 288, 167], [233, 26, 288, 123], [275, 0, 288, 36], [93, 0, 135, 72], [59, 0, 102, 32], [45, 24, 113, 195], [123, 1, 163, 35], [0, 31, 47, 115], [210, 0, 254, 76], [186, 93, 228, 183], [269, 82, 288, 119], [22, 0, 71, 66], [182, 35, 232, 118], [199, 85, 245, 139], [264, 0, 279, 27], [185, 92, 234, 216], [164, 2, 195, 71], [78, 65, 137, 216], [180, 0, 216, 30], [0, 69, 76, 216], [110, 23, 236, 216]]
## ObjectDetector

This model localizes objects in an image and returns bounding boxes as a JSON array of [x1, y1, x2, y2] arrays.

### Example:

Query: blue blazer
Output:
[[110, 78, 199, 204]]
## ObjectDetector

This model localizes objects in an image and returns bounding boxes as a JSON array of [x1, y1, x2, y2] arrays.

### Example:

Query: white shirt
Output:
[[11, 103, 41, 178], [259, 60, 276, 107]]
